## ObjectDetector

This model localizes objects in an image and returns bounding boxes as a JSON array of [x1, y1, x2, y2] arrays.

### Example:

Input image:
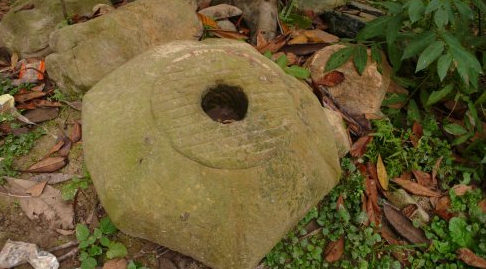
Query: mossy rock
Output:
[[83, 39, 340, 269]]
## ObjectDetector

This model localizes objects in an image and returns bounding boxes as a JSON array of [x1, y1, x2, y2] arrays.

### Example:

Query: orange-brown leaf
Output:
[[393, 178, 441, 197], [197, 13, 219, 29], [412, 170, 434, 188], [336, 194, 344, 211], [70, 121, 82, 143], [33, 99, 62, 108], [479, 199, 486, 214], [401, 204, 418, 219], [25, 180, 47, 197], [256, 33, 290, 53], [432, 157, 443, 183], [435, 195, 455, 221], [25, 157, 67, 173], [350, 136, 372, 158], [324, 236, 345, 263], [14, 91, 46, 103], [457, 248, 486, 269], [377, 154, 389, 190], [451, 184, 473, 196], [314, 71, 345, 87], [45, 140, 65, 158]]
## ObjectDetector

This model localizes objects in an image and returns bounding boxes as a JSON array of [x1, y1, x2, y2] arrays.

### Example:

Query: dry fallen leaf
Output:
[[197, 13, 219, 29], [383, 203, 429, 245], [350, 136, 372, 158], [207, 29, 248, 40], [393, 178, 441, 197], [14, 91, 46, 103], [336, 194, 344, 210], [256, 33, 290, 53], [6, 178, 74, 229], [379, 225, 410, 266], [32, 99, 62, 108], [303, 29, 339, 43], [25, 181, 47, 197], [10, 52, 18, 70], [479, 200, 486, 213], [288, 35, 308, 45], [45, 140, 65, 158], [29, 173, 78, 184], [457, 248, 486, 269], [102, 259, 128, 269], [25, 157, 67, 173], [377, 154, 389, 190], [432, 157, 443, 183], [435, 195, 455, 221], [401, 204, 418, 219], [314, 71, 345, 87], [412, 170, 434, 188], [324, 236, 344, 262], [23, 108, 59, 123], [70, 121, 82, 143], [451, 184, 473, 196]]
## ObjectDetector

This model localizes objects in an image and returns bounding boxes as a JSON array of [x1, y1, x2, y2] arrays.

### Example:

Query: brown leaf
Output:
[[25, 157, 67, 173], [280, 43, 328, 56], [377, 154, 389, 190], [55, 228, 75, 236], [314, 71, 345, 87], [393, 178, 441, 197], [324, 236, 344, 262], [16, 102, 37, 110], [367, 194, 380, 226], [303, 29, 339, 43], [432, 157, 443, 183], [412, 170, 434, 188], [25, 180, 47, 197], [207, 29, 248, 40], [451, 184, 473, 196], [30, 83, 45, 92], [457, 248, 486, 269], [32, 99, 62, 108], [379, 225, 410, 267], [479, 200, 486, 213], [23, 108, 59, 123], [14, 91, 46, 103], [435, 195, 454, 221], [288, 35, 308, 45], [70, 121, 82, 143], [256, 33, 290, 53], [103, 259, 128, 269], [350, 136, 372, 158], [336, 194, 344, 211], [401, 204, 418, 219], [197, 13, 219, 29], [383, 203, 429, 245], [412, 122, 423, 139], [29, 173, 78, 184], [63, 101, 82, 111], [45, 140, 65, 158], [58, 138, 72, 157]]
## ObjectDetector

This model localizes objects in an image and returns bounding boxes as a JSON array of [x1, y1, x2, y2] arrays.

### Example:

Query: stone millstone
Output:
[[0, 0, 111, 58], [83, 39, 341, 269], [45, 0, 202, 95]]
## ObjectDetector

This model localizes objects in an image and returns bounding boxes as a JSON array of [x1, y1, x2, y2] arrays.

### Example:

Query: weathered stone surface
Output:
[[45, 0, 202, 95], [306, 44, 391, 115], [83, 39, 340, 269], [323, 108, 350, 157], [0, 0, 110, 58], [294, 0, 346, 13], [198, 4, 242, 20]]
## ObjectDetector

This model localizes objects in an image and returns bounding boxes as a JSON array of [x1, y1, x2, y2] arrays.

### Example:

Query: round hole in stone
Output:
[[201, 84, 249, 124]]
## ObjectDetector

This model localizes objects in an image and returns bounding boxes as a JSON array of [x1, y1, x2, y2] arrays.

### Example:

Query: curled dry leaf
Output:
[[350, 136, 372, 158], [70, 121, 82, 143], [196, 13, 219, 29], [314, 71, 345, 87], [435, 195, 454, 221], [383, 203, 429, 245], [451, 184, 473, 196], [377, 154, 389, 190], [457, 248, 486, 269], [324, 236, 345, 263], [256, 33, 290, 53], [14, 91, 46, 103], [45, 140, 65, 158], [412, 170, 434, 188], [393, 178, 441, 197], [25, 157, 67, 173]]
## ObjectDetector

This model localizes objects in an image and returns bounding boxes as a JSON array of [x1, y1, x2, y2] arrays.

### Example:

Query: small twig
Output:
[[57, 247, 79, 262], [49, 240, 78, 252], [299, 227, 322, 241]]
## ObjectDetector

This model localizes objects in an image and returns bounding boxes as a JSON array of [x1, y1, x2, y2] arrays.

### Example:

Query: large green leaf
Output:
[[99, 217, 117, 235], [444, 123, 468, 135], [434, 8, 449, 28], [453, 0, 474, 20], [76, 224, 90, 241], [371, 44, 382, 65], [408, 0, 425, 23], [325, 46, 354, 72], [472, 0, 486, 13], [449, 217, 474, 247], [276, 54, 287, 69], [416, 41, 444, 72], [443, 0, 456, 25], [402, 31, 436, 60], [425, 0, 442, 13], [388, 42, 403, 72], [442, 32, 482, 85], [437, 53, 452, 81], [427, 84, 453, 106], [356, 16, 391, 40], [284, 65, 310, 79], [386, 15, 403, 44], [353, 45, 368, 75], [106, 242, 128, 259], [81, 257, 97, 269]]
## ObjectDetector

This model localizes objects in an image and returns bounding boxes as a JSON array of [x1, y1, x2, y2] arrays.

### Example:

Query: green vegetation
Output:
[[76, 217, 128, 269], [61, 177, 89, 201]]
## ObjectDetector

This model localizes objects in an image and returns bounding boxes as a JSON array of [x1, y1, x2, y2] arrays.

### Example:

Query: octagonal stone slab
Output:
[[83, 39, 340, 269]]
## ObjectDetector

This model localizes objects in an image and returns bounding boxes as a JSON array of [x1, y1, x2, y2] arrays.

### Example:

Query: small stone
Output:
[[306, 44, 391, 115], [216, 20, 237, 31], [198, 4, 242, 20]]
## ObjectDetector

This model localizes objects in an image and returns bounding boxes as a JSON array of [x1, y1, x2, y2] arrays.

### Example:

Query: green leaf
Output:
[[377, 2, 403, 14], [100, 236, 111, 247], [442, 32, 482, 85], [449, 217, 474, 247], [425, 0, 442, 13], [443, 0, 456, 25], [467, 101, 481, 134], [79, 251, 89, 261], [434, 9, 449, 28], [437, 53, 452, 81], [61, 183, 78, 201], [387, 42, 402, 72], [128, 261, 137, 269], [81, 257, 97, 269], [263, 51, 272, 59], [416, 41, 444, 72], [325, 46, 353, 72], [444, 124, 467, 135], [386, 15, 403, 44], [356, 16, 391, 40], [79, 241, 90, 249], [453, 0, 474, 20], [370, 44, 382, 65], [408, 100, 421, 122], [353, 45, 368, 75], [408, 0, 425, 23], [76, 224, 90, 241], [106, 242, 128, 259], [284, 65, 310, 79], [472, 0, 486, 13], [452, 133, 474, 145], [88, 245, 103, 257], [93, 228, 102, 239], [382, 93, 408, 106], [402, 31, 436, 60], [427, 84, 453, 106], [276, 54, 287, 69], [99, 217, 117, 235], [86, 236, 96, 245]]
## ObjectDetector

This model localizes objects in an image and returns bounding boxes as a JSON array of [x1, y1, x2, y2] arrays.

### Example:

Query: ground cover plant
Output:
[[0, 0, 485, 268]]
